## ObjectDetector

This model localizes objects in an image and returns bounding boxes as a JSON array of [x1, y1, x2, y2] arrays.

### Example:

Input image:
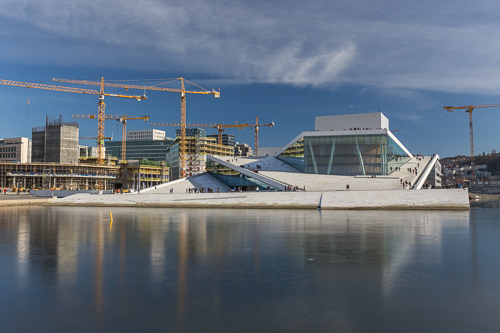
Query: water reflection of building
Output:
[[3, 207, 479, 330], [17, 218, 30, 289]]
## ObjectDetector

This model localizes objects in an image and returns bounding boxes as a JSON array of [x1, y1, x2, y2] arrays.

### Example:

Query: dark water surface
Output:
[[0, 207, 499, 332]]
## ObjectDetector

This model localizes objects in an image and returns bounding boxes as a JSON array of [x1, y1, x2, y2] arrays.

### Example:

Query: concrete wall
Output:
[[31, 130, 45, 162], [31, 189, 114, 197], [45, 124, 79, 164], [320, 189, 468, 209], [60, 125, 79, 164], [50, 189, 470, 210], [315, 112, 389, 131]]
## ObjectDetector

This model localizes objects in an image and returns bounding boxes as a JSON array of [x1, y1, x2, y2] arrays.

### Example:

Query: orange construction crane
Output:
[[0, 78, 146, 164], [73, 114, 150, 161], [53, 77, 219, 178], [251, 116, 274, 156], [152, 116, 274, 155], [444, 103, 500, 180]]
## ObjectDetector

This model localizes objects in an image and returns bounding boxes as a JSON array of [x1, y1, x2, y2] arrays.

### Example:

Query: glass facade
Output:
[[166, 143, 180, 181], [105, 139, 174, 161], [277, 134, 411, 176]]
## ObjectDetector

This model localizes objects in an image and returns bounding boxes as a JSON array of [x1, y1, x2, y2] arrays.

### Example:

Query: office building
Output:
[[127, 129, 165, 141], [0, 137, 31, 163], [207, 133, 236, 147], [105, 138, 174, 162], [175, 128, 207, 138]]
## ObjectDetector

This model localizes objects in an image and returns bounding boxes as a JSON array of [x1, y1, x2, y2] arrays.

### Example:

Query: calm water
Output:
[[0, 206, 499, 332]]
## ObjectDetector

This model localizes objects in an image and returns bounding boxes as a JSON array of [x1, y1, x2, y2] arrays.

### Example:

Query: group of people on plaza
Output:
[[401, 179, 412, 188], [407, 167, 418, 175], [284, 185, 301, 191], [186, 187, 220, 193]]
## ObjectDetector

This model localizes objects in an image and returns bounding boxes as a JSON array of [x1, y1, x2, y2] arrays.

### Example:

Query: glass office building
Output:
[[276, 131, 411, 176], [105, 139, 174, 162]]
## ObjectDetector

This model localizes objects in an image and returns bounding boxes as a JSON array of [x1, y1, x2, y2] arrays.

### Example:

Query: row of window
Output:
[[473, 181, 500, 185], [0, 153, 17, 158], [0, 147, 17, 152]]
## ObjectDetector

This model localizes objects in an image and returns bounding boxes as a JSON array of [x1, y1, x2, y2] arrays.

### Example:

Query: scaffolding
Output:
[[0, 162, 118, 190], [185, 136, 233, 177], [116, 160, 169, 191]]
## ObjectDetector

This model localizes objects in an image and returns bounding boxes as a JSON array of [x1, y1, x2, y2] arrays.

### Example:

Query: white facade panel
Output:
[[315, 112, 389, 131], [258, 147, 282, 156], [127, 129, 165, 142]]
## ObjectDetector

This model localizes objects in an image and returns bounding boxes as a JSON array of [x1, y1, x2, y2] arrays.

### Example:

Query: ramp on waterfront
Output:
[[216, 155, 440, 191], [142, 173, 230, 193], [49, 189, 470, 210], [206, 155, 289, 190]]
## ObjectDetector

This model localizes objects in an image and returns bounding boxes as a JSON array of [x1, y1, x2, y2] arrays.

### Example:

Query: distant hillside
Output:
[[441, 154, 500, 174]]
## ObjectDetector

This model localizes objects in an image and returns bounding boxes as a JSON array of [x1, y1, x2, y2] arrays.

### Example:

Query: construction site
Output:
[[0, 76, 274, 191], [0, 159, 169, 192], [0, 162, 117, 191], [167, 136, 235, 180]]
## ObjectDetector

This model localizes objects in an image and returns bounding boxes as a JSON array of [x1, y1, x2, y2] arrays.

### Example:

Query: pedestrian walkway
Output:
[[242, 156, 301, 173], [145, 173, 230, 193], [143, 155, 435, 193], [388, 156, 430, 189]]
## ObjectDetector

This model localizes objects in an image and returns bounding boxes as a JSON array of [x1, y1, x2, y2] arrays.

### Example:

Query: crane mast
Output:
[[180, 78, 187, 178], [72, 114, 150, 161], [255, 116, 259, 156], [0, 77, 146, 165], [152, 116, 274, 156], [53, 77, 220, 178], [444, 103, 500, 180]]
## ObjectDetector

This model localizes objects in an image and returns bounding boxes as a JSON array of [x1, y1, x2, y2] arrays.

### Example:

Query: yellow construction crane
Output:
[[72, 114, 150, 161], [251, 116, 274, 156], [0, 78, 147, 164], [53, 77, 219, 178], [444, 103, 500, 180], [151, 116, 274, 155]]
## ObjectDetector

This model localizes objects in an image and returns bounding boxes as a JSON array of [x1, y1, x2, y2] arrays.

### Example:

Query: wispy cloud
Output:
[[1, 0, 499, 94]]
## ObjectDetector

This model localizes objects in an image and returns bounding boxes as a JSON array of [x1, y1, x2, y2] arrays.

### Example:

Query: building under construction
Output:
[[115, 159, 169, 191], [0, 159, 169, 192], [32, 115, 80, 164], [167, 136, 234, 180], [0, 162, 117, 191]]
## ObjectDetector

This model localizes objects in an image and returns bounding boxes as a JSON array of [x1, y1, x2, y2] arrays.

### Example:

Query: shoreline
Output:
[[46, 189, 470, 210], [0, 195, 56, 207]]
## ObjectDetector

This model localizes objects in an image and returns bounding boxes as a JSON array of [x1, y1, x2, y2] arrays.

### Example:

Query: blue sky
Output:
[[1, 0, 499, 157]]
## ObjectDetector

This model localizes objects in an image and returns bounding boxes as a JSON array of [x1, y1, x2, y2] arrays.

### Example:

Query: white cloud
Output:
[[1, 0, 499, 94]]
